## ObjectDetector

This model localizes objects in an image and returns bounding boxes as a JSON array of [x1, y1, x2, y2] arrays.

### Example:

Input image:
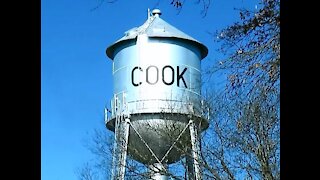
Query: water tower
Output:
[[104, 9, 209, 180]]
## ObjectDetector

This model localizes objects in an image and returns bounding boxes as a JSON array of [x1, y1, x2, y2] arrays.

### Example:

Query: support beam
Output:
[[186, 150, 194, 179], [111, 116, 130, 180], [149, 163, 169, 180], [189, 120, 202, 180]]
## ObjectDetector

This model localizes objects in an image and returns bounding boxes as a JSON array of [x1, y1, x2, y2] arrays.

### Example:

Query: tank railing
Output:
[[105, 96, 211, 123], [128, 98, 200, 114], [126, 98, 210, 120], [105, 92, 129, 124]]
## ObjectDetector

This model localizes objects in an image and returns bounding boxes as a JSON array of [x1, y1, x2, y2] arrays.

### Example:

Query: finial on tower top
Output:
[[152, 9, 162, 17]]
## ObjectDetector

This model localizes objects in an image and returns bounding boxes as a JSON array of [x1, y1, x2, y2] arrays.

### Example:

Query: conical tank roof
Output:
[[106, 9, 208, 60]]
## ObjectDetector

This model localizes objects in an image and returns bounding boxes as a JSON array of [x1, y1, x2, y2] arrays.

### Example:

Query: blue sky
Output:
[[41, 0, 260, 179]]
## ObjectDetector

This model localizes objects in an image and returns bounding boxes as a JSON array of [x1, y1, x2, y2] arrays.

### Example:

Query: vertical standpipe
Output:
[[105, 9, 209, 179]]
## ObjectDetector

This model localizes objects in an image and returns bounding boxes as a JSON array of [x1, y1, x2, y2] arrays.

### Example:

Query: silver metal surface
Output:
[[111, 34, 204, 116], [105, 9, 210, 179], [106, 13, 208, 59]]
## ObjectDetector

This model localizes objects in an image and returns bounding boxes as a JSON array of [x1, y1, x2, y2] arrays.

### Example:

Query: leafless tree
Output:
[[78, 0, 280, 179], [91, 0, 211, 16], [200, 0, 280, 179], [200, 86, 280, 179], [75, 162, 98, 180]]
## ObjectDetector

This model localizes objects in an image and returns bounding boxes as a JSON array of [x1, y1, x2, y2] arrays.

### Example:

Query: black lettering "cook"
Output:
[[131, 65, 188, 88]]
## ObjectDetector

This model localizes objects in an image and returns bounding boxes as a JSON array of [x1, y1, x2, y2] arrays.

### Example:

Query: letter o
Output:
[[162, 65, 174, 85], [146, 65, 159, 85]]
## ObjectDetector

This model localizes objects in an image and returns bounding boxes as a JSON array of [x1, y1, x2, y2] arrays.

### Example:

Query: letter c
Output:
[[132, 66, 142, 86]]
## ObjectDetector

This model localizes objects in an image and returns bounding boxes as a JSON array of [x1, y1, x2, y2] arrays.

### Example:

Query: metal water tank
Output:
[[106, 9, 209, 165]]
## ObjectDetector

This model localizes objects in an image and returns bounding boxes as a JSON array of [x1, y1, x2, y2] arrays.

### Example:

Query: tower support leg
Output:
[[188, 120, 202, 180], [111, 116, 130, 180]]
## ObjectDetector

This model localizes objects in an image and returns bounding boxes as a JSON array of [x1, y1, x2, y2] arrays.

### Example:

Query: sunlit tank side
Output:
[[105, 11, 209, 165]]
